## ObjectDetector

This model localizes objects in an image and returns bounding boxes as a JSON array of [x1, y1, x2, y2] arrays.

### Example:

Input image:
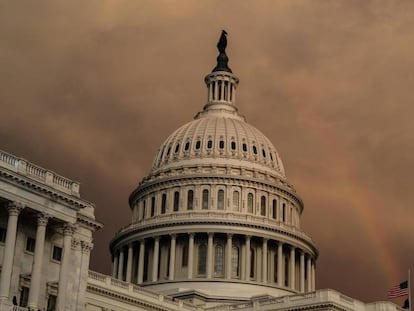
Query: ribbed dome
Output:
[[151, 110, 286, 178]]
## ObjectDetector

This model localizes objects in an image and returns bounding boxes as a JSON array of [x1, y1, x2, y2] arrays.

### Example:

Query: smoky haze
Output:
[[1, 0, 414, 303]]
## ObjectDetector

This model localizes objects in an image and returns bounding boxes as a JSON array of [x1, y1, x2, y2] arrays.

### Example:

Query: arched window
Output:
[[161, 193, 167, 214], [232, 246, 240, 277], [184, 142, 190, 151], [151, 197, 156, 216], [174, 143, 180, 154], [207, 140, 213, 149], [232, 191, 240, 211], [198, 243, 207, 276], [260, 196, 266, 216], [250, 247, 255, 278], [202, 190, 209, 209], [272, 199, 277, 219], [242, 143, 247, 152], [253, 145, 258, 155], [214, 244, 225, 277], [274, 253, 278, 282], [195, 140, 201, 150], [282, 203, 286, 222], [187, 190, 194, 210], [217, 190, 225, 210], [247, 193, 254, 213], [231, 141, 236, 150], [173, 191, 180, 212]]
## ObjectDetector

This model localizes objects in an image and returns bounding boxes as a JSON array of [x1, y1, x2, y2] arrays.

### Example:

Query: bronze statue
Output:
[[213, 30, 232, 73]]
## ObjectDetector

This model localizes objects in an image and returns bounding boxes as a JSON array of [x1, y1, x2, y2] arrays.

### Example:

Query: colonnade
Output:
[[112, 232, 316, 292], [0, 201, 76, 310]]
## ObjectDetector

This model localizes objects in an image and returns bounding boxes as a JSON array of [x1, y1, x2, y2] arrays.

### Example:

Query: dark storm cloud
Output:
[[1, 0, 414, 302]]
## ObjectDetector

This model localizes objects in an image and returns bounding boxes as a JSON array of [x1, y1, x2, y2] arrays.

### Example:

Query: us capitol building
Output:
[[0, 32, 402, 311]]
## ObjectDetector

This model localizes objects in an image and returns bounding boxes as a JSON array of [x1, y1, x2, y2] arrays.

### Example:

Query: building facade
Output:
[[0, 33, 403, 311]]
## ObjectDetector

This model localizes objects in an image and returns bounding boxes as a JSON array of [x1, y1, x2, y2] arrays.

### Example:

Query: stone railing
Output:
[[205, 289, 403, 311], [87, 270, 197, 310], [0, 149, 80, 197]]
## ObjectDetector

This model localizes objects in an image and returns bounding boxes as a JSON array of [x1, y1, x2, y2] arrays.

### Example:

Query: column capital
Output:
[[63, 223, 76, 236], [71, 238, 81, 250], [154, 236, 160, 242], [81, 241, 94, 253], [208, 232, 214, 238], [245, 235, 251, 241], [188, 232, 195, 238], [7, 201, 24, 216], [37, 213, 51, 226], [170, 233, 176, 239], [227, 233, 233, 239], [262, 237, 268, 243]]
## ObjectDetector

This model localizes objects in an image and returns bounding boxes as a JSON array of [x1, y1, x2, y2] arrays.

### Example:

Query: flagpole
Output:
[[409, 269, 412, 311]]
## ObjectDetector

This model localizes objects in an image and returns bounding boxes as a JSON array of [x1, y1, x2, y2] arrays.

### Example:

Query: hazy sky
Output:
[[1, 0, 414, 303]]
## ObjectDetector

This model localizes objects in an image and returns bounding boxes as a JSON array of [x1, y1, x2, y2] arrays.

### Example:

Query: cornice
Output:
[[0, 169, 94, 210]]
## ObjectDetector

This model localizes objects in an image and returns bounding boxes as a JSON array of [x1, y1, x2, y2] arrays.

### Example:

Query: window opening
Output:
[[214, 244, 225, 276], [232, 246, 240, 277], [26, 237, 35, 253], [247, 193, 254, 213], [202, 190, 209, 209], [261, 196, 266, 216], [207, 140, 213, 149], [161, 193, 167, 214], [231, 141, 236, 150], [182, 244, 188, 267], [52, 245, 63, 262], [173, 191, 180, 212], [272, 199, 277, 219], [198, 243, 207, 275], [151, 197, 156, 216], [195, 140, 201, 150], [253, 146, 258, 155], [187, 190, 194, 210], [242, 143, 247, 152], [232, 191, 240, 211], [217, 190, 225, 210], [175, 144, 180, 154], [219, 140, 225, 149], [185, 142, 190, 151]]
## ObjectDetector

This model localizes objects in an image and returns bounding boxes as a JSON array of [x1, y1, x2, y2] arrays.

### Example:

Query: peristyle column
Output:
[[300, 251, 305, 292], [56, 223, 75, 310], [28, 213, 50, 309], [289, 246, 295, 290], [277, 242, 283, 287], [137, 240, 145, 284], [207, 233, 213, 278], [262, 238, 268, 283], [0, 202, 24, 300], [226, 234, 232, 279], [188, 233, 194, 279], [117, 248, 124, 280], [169, 234, 176, 280], [152, 237, 160, 282], [245, 236, 251, 280], [126, 244, 133, 283], [306, 256, 311, 291]]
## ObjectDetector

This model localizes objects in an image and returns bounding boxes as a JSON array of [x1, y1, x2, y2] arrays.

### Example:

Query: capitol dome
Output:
[[110, 32, 317, 306]]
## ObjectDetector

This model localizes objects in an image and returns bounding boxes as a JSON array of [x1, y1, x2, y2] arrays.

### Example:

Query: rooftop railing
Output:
[[0, 149, 80, 197]]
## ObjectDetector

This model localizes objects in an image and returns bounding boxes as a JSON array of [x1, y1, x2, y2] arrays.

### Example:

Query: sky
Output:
[[1, 0, 414, 303]]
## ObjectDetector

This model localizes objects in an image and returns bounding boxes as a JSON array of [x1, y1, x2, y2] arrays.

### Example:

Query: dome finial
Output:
[[213, 30, 232, 73]]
